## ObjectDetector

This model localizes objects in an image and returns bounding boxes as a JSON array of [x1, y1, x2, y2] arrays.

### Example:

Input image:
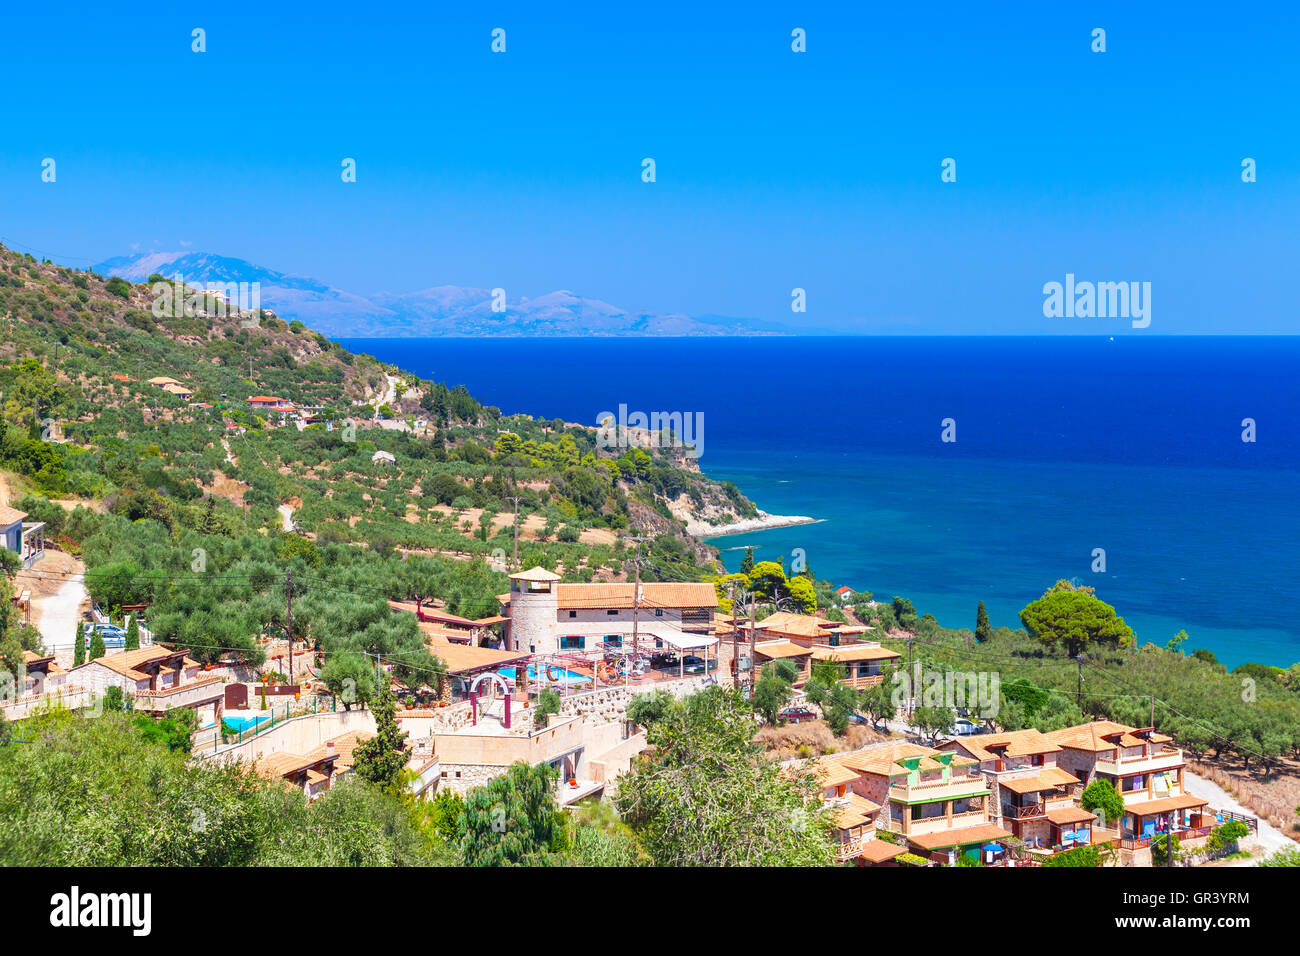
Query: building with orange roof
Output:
[[254, 730, 380, 800], [499, 566, 718, 661], [800, 754, 905, 865], [938, 728, 1096, 850], [1045, 720, 1208, 843], [70, 645, 224, 722], [247, 395, 295, 411], [837, 742, 1011, 864], [753, 639, 814, 684]]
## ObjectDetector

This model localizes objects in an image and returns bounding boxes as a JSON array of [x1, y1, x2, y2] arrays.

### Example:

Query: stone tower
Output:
[[507, 566, 560, 655]]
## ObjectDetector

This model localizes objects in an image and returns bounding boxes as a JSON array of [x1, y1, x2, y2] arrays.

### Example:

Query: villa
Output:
[[753, 639, 814, 684], [750, 611, 902, 688], [498, 566, 718, 662], [247, 395, 296, 412], [0, 504, 45, 569], [938, 729, 1095, 852], [70, 646, 225, 724], [1046, 720, 1209, 844], [839, 742, 1012, 864], [805, 755, 907, 866]]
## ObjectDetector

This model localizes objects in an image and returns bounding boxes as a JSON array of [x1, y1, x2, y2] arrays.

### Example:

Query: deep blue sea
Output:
[[339, 337, 1300, 669]]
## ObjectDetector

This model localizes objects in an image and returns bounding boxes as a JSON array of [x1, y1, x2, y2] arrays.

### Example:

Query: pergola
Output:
[[20, 522, 44, 569]]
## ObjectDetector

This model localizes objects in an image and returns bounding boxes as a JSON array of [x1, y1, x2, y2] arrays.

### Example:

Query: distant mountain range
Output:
[[92, 251, 786, 337]]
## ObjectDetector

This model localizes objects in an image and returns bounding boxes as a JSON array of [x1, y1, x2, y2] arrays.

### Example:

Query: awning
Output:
[[642, 629, 717, 651], [1046, 806, 1096, 826], [1125, 794, 1208, 817]]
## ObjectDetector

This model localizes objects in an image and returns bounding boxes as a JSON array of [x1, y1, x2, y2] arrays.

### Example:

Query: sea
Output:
[[337, 336, 1300, 670]]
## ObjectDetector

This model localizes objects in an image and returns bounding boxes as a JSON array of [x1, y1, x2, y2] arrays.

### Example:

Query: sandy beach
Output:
[[693, 511, 821, 538]]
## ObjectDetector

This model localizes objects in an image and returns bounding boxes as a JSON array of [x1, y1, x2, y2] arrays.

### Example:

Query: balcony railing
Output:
[[889, 775, 987, 801], [1011, 802, 1046, 820]]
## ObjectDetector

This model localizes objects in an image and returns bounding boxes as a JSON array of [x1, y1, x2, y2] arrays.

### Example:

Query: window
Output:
[[560, 636, 586, 650], [568, 610, 577, 618], [1031, 754, 1044, 767], [607, 609, 619, 616], [655, 608, 663, 617], [603, 635, 622, 648]]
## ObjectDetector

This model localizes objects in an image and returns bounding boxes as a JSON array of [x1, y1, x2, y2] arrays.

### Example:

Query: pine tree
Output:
[[125, 614, 139, 651], [88, 629, 106, 662], [352, 675, 409, 791], [739, 548, 755, 576], [975, 601, 991, 644], [73, 621, 85, 666]]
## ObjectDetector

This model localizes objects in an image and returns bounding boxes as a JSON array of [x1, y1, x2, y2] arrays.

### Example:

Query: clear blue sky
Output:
[[2, 1, 1297, 333]]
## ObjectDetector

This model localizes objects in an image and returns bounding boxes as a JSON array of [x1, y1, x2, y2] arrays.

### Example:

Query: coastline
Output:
[[694, 512, 822, 539]]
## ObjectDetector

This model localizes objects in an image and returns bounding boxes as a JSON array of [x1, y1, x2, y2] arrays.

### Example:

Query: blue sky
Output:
[[2, 1, 1297, 333]]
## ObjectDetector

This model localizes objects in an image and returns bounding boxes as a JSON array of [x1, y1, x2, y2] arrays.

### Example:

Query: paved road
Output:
[[1183, 770, 1296, 865]]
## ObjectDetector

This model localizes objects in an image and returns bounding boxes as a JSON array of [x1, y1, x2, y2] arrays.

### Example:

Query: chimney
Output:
[[327, 740, 336, 752]]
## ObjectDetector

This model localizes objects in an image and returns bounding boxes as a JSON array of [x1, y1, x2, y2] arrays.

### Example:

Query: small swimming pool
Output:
[[497, 664, 590, 685], [222, 713, 270, 733]]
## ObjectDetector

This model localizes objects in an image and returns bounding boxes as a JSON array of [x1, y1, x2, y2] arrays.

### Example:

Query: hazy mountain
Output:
[[92, 251, 782, 337]]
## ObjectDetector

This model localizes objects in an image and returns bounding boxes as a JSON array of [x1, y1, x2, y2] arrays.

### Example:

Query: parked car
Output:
[[682, 655, 718, 675], [650, 652, 680, 669], [950, 717, 983, 736], [778, 707, 817, 723], [85, 623, 127, 648]]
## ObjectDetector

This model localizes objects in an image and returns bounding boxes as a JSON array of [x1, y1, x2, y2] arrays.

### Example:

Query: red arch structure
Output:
[[468, 670, 514, 730]]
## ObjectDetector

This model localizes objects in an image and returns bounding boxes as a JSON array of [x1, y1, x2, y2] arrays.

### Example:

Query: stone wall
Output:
[[556, 676, 715, 726]]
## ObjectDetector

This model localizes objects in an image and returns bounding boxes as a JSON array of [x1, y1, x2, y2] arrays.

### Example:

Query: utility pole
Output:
[[1074, 654, 1085, 711], [907, 635, 915, 719], [727, 582, 741, 689], [626, 535, 651, 687], [747, 589, 757, 697], [508, 495, 521, 569], [285, 568, 293, 687]]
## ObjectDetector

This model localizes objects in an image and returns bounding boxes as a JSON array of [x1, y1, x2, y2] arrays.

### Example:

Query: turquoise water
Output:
[[340, 336, 1300, 669], [222, 713, 270, 732], [498, 664, 590, 685]]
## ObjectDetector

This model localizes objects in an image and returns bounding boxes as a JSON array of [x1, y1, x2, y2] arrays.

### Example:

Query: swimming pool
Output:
[[222, 713, 270, 733], [496, 664, 590, 685]]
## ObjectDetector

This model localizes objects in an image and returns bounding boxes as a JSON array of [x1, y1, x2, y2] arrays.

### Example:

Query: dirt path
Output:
[[33, 575, 87, 657], [277, 503, 295, 532], [1183, 771, 1296, 864]]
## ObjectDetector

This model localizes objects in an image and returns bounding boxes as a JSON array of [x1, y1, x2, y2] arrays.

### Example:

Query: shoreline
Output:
[[694, 512, 822, 539]]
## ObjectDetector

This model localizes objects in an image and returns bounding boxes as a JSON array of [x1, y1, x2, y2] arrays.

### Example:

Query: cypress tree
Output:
[[125, 614, 139, 651], [88, 629, 106, 662], [351, 676, 409, 792], [975, 601, 991, 644], [73, 621, 85, 666], [740, 547, 755, 575]]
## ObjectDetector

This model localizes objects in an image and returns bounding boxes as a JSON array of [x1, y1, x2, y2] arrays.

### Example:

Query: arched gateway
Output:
[[468, 670, 514, 730]]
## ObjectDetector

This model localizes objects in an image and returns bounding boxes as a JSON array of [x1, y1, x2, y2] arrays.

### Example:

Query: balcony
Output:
[[1010, 802, 1046, 821], [890, 775, 989, 803], [1095, 746, 1183, 775], [135, 675, 224, 711], [835, 835, 866, 861]]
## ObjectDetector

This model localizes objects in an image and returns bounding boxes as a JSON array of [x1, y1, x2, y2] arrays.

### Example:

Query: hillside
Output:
[[0, 241, 760, 572]]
